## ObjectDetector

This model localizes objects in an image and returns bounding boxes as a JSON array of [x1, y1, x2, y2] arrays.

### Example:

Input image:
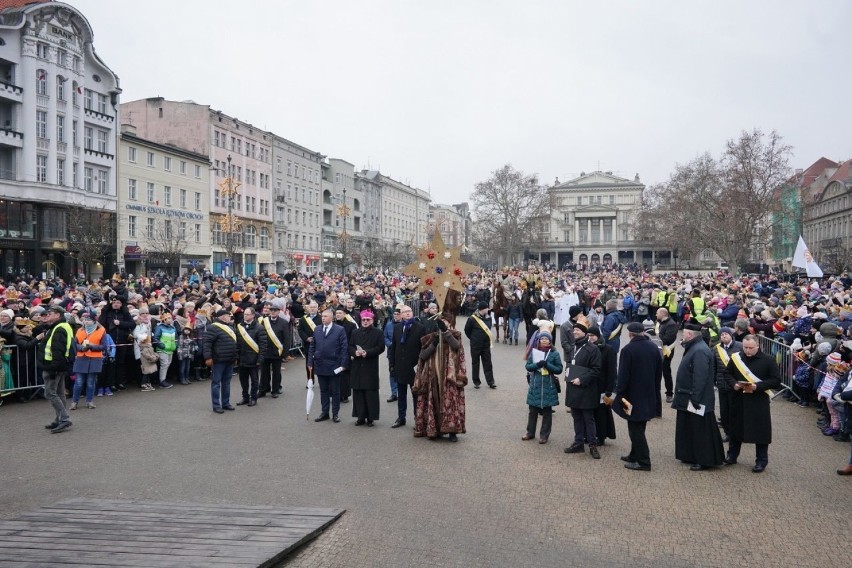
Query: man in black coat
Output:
[[349, 311, 385, 426], [464, 301, 496, 389], [654, 307, 679, 409], [724, 334, 782, 473], [308, 309, 349, 423], [713, 326, 742, 443], [98, 295, 136, 391], [258, 304, 288, 398], [298, 302, 322, 380], [203, 309, 238, 414], [334, 307, 358, 403], [614, 322, 663, 471], [564, 315, 602, 458], [235, 307, 268, 407], [388, 304, 426, 428], [37, 306, 75, 433]]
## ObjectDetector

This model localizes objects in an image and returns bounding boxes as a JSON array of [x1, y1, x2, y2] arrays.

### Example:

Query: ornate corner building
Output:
[[0, 0, 120, 279]]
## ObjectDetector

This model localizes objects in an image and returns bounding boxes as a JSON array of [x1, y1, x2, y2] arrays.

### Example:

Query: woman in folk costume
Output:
[[70, 308, 114, 410], [413, 312, 467, 441], [523, 331, 563, 444]]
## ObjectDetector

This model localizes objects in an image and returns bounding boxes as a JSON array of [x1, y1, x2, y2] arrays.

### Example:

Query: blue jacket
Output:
[[383, 319, 395, 352], [308, 323, 349, 376], [600, 310, 626, 352], [525, 348, 563, 408]]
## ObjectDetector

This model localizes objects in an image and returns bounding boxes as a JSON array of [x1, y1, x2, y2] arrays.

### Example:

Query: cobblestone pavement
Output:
[[1, 322, 849, 568]]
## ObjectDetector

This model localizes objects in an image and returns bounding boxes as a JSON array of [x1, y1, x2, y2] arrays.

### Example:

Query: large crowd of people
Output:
[[1, 263, 851, 474]]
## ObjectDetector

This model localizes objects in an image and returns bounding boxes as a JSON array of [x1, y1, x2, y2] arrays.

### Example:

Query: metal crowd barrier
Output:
[[288, 325, 304, 358], [0, 343, 42, 399], [405, 298, 422, 318], [753, 334, 798, 401]]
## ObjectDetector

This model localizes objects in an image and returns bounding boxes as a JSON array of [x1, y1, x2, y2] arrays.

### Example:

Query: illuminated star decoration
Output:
[[402, 231, 479, 311]]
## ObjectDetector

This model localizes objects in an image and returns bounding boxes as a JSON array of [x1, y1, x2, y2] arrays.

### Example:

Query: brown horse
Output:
[[491, 282, 510, 343]]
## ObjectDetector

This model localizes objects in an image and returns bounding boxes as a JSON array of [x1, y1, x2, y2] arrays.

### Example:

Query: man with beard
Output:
[[672, 323, 725, 471], [724, 335, 782, 473], [235, 307, 267, 407], [258, 304, 288, 399]]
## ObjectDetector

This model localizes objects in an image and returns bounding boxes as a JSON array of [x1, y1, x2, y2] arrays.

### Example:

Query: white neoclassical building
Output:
[[529, 171, 662, 268]]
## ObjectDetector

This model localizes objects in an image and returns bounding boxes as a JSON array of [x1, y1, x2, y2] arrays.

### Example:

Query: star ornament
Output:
[[402, 232, 479, 311]]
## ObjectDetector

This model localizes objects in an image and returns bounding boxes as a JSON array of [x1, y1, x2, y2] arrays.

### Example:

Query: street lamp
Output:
[[217, 154, 242, 276], [337, 186, 351, 274]]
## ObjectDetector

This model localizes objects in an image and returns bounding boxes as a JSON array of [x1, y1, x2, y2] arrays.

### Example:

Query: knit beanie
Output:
[[826, 352, 842, 367], [0, 309, 14, 320], [719, 326, 734, 337], [790, 338, 803, 352], [817, 342, 833, 356], [772, 320, 786, 333], [796, 306, 808, 318]]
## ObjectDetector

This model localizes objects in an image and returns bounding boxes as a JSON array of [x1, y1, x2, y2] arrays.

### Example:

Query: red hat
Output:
[[773, 320, 786, 333]]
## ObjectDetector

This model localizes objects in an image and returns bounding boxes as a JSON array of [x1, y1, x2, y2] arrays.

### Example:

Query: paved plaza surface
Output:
[[1, 321, 849, 568]]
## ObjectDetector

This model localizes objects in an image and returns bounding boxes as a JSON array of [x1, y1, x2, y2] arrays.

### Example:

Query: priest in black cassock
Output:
[[348, 310, 385, 426]]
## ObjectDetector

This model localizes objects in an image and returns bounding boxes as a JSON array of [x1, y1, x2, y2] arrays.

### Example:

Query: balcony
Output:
[[0, 127, 23, 148], [84, 147, 114, 160], [36, 94, 49, 108], [0, 80, 23, 103], [57, 141, 67, 154], [0, 166, 16, 180], [84, 107, 115, 123], [37, 137, 49, 150], [56, 98, 67, 110]]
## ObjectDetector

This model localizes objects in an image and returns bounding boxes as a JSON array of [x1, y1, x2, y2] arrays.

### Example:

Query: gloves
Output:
[[205, 358, 213, 368], [436, 318, 448, 332], [537, 359, 547, 368], [690, 400, 702, 409]]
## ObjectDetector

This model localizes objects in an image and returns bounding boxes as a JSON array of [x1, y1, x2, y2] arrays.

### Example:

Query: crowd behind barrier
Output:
[[1, 264, 850, 471]]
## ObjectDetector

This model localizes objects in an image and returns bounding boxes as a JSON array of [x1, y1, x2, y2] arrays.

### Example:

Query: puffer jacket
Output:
[[525, 348, 563, 409], [203, 320, 238, 363]]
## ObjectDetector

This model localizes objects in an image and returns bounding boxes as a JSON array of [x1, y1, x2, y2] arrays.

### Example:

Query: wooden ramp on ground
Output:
[[0, 497, 344, 567]]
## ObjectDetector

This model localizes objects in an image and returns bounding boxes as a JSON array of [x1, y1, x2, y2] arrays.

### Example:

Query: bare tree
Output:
[[66, 205, 115, 278], [471, 165, 548, 267], [636, 129, 792, 273], [820, 238, 852, 274], [145, 218, 190, 274]]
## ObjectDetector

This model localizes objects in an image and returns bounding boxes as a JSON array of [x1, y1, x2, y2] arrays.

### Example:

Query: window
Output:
[[577, 196, 583, 205], [179, 161, 186, 175], [57, 159, 65, 185], [179, 221, 187, 240], [36, 43, 49, 59], [128, 215, 137, 237], [56, 78, 66, 101], [163, 186, 171, 205], [287, 161, 292, 176], [36, 110, 47, 138], [179, 188, 186, 207], [84, 166, 93, 191], [128, 147, 137, 162], [194, 223, 201, 243], [56, 49, 67, 67], [97, 93, 107, 114], [163, 157, 171, 171], [147, 218, 155, 239], [609, 195, 615, 205], [147, 182, 155, 203], [84, 89, 93, 110], [84, 126, 93, 149], [212, 223, 221, 245], [214, 188, 220, 208], [128, 178, 137, 200], [72, 120, 77, 146], [147, 152, 155, 167], [164, 220, 172, 239], [36, 155, 47, 182], [245, 225, 256, 248], [97, 169, 108, 194], [260, 227, 269, 249], [97, 130, 108, 153], [194, 164, 201, 178], [72, 82, 79, 106], [72, 162, 78, 187], [194, 192, 201, 210], [36, 69, 47, 96]]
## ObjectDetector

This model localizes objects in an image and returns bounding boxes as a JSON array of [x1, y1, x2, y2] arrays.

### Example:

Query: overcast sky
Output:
[[72, 0, 852, 203]]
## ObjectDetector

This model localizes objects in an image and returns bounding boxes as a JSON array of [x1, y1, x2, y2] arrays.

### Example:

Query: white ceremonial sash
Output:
[[212, 322, 236, 342], [237, 324, 260, 353], [303, 315, 317, 332], [730, 352, 773, 398], [715, 344, 731, 367], [473, 314, 493, 347], [263, 318, 284, 355]]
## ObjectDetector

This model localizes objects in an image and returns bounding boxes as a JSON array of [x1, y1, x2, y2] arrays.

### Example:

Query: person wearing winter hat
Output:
[[819, 353, 848, 437], [564, 314, 603, 459], [523, 331, 563, 444], [204, 308, 238, 413], [558, 305, 583, 356], [714, 327, 742, 443], [465, 301, 496, 390]]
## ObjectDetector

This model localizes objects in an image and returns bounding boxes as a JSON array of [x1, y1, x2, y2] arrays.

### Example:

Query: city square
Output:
[[1, 325, 849, 567]]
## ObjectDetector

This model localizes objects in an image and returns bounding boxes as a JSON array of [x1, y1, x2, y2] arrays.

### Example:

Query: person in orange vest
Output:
[[70, 308, 112, 410]]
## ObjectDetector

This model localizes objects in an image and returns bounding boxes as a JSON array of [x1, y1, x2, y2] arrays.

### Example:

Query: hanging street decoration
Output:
[[401, 231, 479, 311]]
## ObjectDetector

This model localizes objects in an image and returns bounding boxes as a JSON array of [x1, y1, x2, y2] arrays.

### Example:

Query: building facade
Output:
[[428, 203, 464, 248], [119, 98, 274, 276], [116, 125, 210, 277], [321, 158, 365, 271], [530, 171, 655, 268], [361, 170, 430, 257], [271, 134, 323, 273], [0, 0, 120, 279], [803, 159, 852, 273]]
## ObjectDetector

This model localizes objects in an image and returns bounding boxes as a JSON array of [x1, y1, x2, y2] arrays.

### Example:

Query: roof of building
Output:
[[0, 0, 48, 12], [789, 157, 839, 187], [826, 159, 850, 186], [552, 170, 643, 191]]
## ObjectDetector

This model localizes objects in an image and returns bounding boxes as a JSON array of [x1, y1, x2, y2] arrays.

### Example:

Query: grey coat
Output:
[[672, 335, 715, 411]]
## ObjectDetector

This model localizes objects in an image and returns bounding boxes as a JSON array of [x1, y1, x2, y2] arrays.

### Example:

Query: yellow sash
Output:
[[655, 322, 673, 357], [345, 314, 359, 328], [715, 344, 731, 366], [608, 323, 623, 341], [262, 317, 284, 355], [473, 314, 493, 347], [237, 323, 259, 353], [303, 315, 317, 332], [730, 352, 773, 398], [212, 322, 236, 342]]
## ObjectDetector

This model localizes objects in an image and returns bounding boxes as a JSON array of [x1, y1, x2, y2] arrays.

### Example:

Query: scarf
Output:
[[400, 319, 414, 344], [83, 321, 97, 334]]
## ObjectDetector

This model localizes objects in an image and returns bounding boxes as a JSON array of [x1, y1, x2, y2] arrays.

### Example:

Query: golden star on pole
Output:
[[402, 231, 479, 311]]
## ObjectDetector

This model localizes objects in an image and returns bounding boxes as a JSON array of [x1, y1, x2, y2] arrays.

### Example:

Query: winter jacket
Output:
[[526, 348, 563, 409]]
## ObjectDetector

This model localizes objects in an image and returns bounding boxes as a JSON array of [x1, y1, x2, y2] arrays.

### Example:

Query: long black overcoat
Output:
[[349, 326, 385, 391], [614, 334, 662, 422], [725, 350, 781, 444]]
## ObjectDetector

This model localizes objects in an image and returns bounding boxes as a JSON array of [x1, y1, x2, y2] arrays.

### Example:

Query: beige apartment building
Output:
[[120, 98, 274, 276], [116, 125, 209, 276]]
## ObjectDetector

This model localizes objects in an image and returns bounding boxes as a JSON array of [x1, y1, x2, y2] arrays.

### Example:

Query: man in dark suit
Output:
[[614, 322, 663, 471], [258, 303, 288, 398], [308, 309, 349, 423], [464, 301, 496, 389], [298, 302, 322, 380], [387, 304, 426, 428]]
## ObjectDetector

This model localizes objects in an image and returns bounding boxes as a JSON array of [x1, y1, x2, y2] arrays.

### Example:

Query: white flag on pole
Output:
[[792, 236, 823, 277]]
